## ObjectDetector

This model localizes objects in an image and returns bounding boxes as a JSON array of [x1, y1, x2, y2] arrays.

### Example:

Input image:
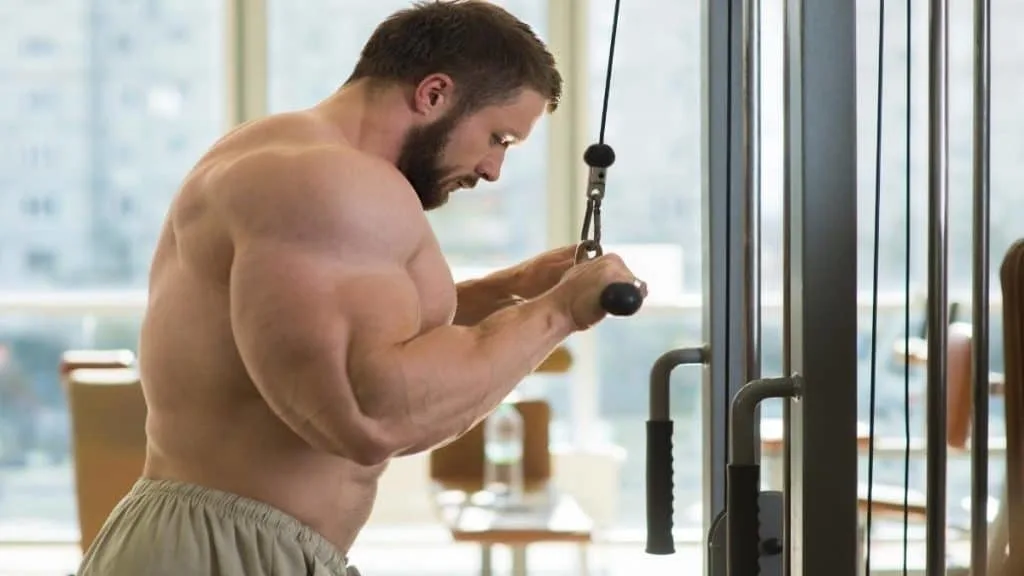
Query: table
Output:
[[433, 486, 594, 576]]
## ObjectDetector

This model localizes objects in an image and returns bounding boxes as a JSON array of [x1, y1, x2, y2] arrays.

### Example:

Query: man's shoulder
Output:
[[211, 143, 426, 255]]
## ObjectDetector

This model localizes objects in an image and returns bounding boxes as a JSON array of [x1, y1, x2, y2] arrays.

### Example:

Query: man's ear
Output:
[[412, 73, 456, 117]]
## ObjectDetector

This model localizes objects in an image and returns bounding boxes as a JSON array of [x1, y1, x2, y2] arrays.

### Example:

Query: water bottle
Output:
[[483, 402, 525, 508]]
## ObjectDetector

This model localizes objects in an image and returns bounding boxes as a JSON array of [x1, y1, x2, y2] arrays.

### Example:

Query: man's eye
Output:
[[492, 134, 510, 147]]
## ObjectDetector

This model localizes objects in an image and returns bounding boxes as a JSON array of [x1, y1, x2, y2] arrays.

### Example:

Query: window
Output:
[[167, 25, 189, 43], [759, 0, 1019, 538], [20, 197, 39, 216], [26, 90, 58, 111], [22, 145, 55, 170], [121, 86, 143, 108], [114, 34, 133, 53], [19, 36, 56, 57], [0, 0, 224, 540], [584, 0, 702, 530], [42, 197, 57, 217], [838, 0, 1021, 533], [166, 134, 187, 152], [24, 249, 57, 274], [266, 0, 549, 269], [120, 196, 135, 216]]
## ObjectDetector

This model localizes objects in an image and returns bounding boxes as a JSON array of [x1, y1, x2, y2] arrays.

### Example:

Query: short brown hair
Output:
[[346, 0, 562, 114]]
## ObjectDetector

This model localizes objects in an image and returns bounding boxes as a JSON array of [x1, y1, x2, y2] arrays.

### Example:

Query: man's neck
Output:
[[314, 81, 412, 165]]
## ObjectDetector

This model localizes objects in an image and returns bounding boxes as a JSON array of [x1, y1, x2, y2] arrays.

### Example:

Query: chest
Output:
[[407, 243, 458, 329]]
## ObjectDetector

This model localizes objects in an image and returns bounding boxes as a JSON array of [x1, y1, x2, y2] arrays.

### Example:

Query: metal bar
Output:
[[649, 348, 709, 422], [743, 0, 762, 386], [730, 377, 800, 466], [780, 0, 793, 571], [926, 0, 950, 571], [700, 0, 749, 563], [782, 0, 860, 573], [971, 0, 992, 572]]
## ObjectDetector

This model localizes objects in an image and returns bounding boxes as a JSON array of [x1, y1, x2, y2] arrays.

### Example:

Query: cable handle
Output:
[[575, 143, 644, 317]]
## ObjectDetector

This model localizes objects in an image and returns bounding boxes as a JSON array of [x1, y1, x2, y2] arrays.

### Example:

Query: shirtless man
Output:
[[76, 2, 643, 575]]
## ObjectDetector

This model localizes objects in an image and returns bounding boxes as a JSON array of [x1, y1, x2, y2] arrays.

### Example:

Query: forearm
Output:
[[354, 296, 573, 456], [452, 272, 521, 326]]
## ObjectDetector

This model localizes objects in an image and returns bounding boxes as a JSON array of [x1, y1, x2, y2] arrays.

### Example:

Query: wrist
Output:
[[535, 290, 578, 336], [489, 266, 525, 299]]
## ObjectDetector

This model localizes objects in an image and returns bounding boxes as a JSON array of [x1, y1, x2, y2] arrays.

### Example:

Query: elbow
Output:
[[292, 407, 400, 466], [331, 411, 408, 467], [344, 424, 399, 466]]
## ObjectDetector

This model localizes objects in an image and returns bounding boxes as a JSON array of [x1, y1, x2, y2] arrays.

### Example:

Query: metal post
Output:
[[743, 0, 762, 388], [702, 0, 755, 567], [971, 0, 992, 572], [926, 0, 950, 572], [783, 0, 859, 574]]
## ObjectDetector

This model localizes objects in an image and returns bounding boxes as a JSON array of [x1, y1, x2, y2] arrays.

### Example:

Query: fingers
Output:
[[591, 252, 644, 287], [634, 278, 649, 298]]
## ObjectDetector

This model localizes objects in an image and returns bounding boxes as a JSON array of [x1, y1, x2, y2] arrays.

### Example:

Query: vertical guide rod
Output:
[[926, 0, 950, 572], [970, 0, 992, 572], [742, 0, 762, 395], [780, 0, 793, 568]]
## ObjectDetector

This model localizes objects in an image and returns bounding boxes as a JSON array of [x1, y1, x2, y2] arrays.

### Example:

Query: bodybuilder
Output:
[[77, 2, 643, 574]]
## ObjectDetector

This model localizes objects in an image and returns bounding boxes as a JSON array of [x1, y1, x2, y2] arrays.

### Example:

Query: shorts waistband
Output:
[[128, 477, 349, 572]]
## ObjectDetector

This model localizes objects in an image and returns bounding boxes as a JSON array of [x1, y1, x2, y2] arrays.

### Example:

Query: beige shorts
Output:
[[76, 478, 360, 576]]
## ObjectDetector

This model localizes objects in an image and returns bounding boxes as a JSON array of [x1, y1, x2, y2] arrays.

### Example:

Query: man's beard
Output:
[[396, 111, 469, 211]]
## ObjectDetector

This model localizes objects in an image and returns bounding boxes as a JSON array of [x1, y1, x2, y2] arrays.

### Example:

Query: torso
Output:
[[138, 111, 456, 554]]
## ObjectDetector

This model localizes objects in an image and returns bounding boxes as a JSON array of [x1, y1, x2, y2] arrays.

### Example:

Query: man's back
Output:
[[136, 110, 453, 552]]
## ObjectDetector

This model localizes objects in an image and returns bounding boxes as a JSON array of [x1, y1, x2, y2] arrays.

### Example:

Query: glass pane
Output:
[[0, 1, 226, 291], [0, 313, 143, 540], [0, 0, 225, 541], [266, 0, 549, 268], [760, 0, 1019, 551], [586, 0, 702, 530]]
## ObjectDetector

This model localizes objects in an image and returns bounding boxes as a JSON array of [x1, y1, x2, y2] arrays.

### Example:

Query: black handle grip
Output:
[[727, 464, 761, 575], [601, 282, 644, 316], [645, 420, 675, 555]]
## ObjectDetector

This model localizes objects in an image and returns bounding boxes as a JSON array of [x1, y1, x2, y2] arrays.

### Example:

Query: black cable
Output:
[[901, 0, 913, 572], [865, 0, 887, 572], [597, 0, 621, 144]]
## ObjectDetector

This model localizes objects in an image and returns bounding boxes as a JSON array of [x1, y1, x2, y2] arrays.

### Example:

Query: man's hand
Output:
[[503, 244, 579, 300]]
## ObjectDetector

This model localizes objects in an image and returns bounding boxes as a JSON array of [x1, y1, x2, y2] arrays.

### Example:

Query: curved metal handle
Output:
[[646, 347, 708, 555], [726, 376, 801, 573]]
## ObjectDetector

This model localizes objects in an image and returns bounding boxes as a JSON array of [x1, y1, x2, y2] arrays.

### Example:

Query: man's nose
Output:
[[477, 150, 506, 182]]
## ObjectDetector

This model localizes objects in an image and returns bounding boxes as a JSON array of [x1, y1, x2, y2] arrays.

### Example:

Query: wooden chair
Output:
[[429, 399, 552, 494], [944, 322, 1007, 451], [64, 366, 147, 553], [59, 349, 136, 377]]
